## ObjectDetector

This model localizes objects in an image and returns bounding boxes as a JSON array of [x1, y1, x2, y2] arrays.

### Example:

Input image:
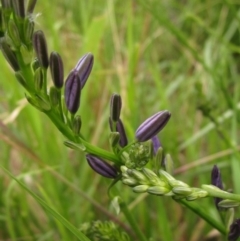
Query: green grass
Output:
[[1, 0, 240, 240]]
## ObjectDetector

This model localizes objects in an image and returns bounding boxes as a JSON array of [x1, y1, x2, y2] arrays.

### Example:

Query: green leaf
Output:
[[0, 165, 91, 241]]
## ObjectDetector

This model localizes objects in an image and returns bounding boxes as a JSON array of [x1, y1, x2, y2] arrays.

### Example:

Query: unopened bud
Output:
[[135, 111, 171, 142], [49, 86, 60, 107], [172, 186, 192, 196], [23, 18, 34, 46], [218, 199, 240, 209], [72, 115, 82, 135], [228, 219, 240, 241], [1, 41, 19, 71], [74, 53, 94, 89], [64, 70, 81, 114], [110, 93, 122, 122], [133, 185, 149, 193], [8, 19, 21, 47], [147, 186, 169, 195], [86, 154, 118, 179], [34, 68, 43, 91], [33, 30, 49, 68], [50, 51, 64, 89]]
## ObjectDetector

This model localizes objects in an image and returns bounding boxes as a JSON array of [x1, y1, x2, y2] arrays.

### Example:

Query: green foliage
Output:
[[1, 0, 240, 241]]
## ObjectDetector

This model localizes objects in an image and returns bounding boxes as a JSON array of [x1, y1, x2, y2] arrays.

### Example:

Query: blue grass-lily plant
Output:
[[1, 0, 240, 240]]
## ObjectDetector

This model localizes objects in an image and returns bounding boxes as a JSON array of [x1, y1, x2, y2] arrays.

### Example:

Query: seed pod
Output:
[[50, 51, 64, 89], [1, 41, 19, 71], [74, 53, 94, 89], [64, 70, 81, 114], [33, 30, 49, 68], [86, 154, 118, 179], [110, 93, 122, 122], [135, 110, 171, 142]]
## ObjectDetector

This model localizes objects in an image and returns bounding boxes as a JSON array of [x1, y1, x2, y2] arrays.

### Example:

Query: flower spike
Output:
[[135, 111, 171, 142]]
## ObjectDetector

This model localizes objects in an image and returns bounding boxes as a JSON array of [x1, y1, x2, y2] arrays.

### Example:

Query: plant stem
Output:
[[119, 198, 149, 241], [178, 199, 227, 235]]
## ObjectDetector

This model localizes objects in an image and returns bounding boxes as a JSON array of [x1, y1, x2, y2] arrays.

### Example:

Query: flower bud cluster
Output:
[[121, 166, 209, 200]]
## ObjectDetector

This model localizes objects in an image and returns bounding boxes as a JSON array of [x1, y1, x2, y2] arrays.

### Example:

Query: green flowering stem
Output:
[[118, 197, 148, 241], [178, 199, 227, 235], [202, 185, 240, 202], [46, 111, 120, 163]]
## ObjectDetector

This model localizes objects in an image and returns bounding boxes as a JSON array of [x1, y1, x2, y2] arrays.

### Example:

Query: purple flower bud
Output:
[[33, 30, 49, 68], [1, 41, 20, 71], [64, 70, 81, 114], [74, 53, 94, 89], [228, 219, 240, 241], [50, 51, 64, 89], [109, 118, 128, 147], [151, 136, 161, 155], [211, 165, 224, 209], [110, 93, 122, 122], [86, 154, 118, 179], [135, 111, 171, 142]]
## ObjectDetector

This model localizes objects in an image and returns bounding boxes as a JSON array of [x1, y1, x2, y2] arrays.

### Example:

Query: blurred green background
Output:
[[1, 0, 240, 240]]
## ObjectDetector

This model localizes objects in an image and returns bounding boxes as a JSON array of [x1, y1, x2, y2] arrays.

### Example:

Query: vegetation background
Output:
[[1, 0, 240, 240]]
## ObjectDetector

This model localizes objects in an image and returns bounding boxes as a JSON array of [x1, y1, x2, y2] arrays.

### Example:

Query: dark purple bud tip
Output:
[[228, 219, 240, 241], [151, 136, 161, 155], [64, 70, 81, 114], [211, 165, 224, 209], [110, 93, 122, 122], [211, 165, 223, 190], [86, 154, 118, 179], [135, 111, 171, 142], [33, 30, 49, 68], [74, 53, 94, 89], [50, 51, 64, 89]]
